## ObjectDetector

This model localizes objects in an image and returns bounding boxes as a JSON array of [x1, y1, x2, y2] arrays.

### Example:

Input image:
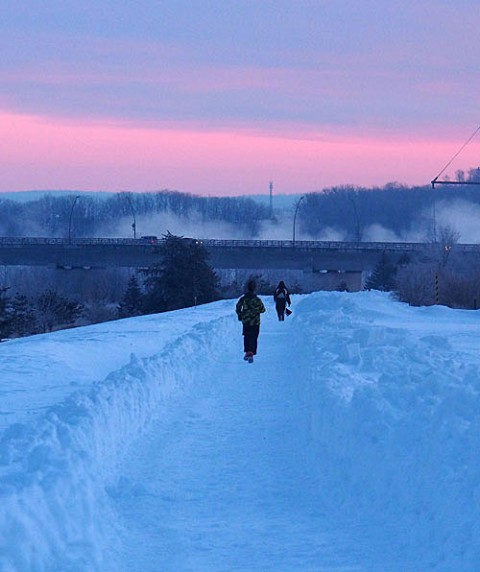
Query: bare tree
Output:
[[33, 289, 83, 333], [438, 225, 460, 266], [394, 263, 436, 306]]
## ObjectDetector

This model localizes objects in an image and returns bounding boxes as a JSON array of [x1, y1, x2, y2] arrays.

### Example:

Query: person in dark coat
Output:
[[235, 279, 266, 362], [273, 280, 291, 321]]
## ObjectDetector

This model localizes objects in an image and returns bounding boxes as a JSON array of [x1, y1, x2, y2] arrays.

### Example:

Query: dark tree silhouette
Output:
[[118, 275, 144, 318], [34, 289, 83, 333], [10, 293, 37, 337], [365, 252, 397, 292], [142, 233, 219, 313], [0, 287, 12, 341]]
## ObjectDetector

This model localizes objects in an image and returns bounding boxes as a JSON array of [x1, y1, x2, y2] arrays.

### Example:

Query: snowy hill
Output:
[[0, 292, 479, 571]]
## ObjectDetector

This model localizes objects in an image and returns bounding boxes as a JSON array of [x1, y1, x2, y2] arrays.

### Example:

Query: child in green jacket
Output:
[[235, 279, 266, 363]]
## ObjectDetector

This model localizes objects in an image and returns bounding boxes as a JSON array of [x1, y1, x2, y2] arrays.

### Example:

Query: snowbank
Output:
[[0, 316, 233, 572], [293, 293, 480, 570], [1, 292, 480, 571]]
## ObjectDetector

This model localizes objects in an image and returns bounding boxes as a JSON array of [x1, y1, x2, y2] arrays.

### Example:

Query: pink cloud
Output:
[[0, 110, 479, 195]]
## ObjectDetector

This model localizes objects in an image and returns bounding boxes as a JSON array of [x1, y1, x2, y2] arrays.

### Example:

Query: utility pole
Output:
[[68, 195, 81, 244], [293, 195, 305, 246], [125, 194, 137, 239], [269, 181, 273, 219]]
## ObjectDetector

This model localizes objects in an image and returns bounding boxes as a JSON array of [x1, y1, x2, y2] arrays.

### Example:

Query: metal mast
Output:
[[269, 181, 273, 218]]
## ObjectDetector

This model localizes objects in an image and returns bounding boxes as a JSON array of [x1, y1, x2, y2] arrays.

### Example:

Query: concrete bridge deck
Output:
[[0, 237, 478, 272]]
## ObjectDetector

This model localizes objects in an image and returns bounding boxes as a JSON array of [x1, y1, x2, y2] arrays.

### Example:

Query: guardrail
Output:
[[0, 237, 140, 246], [199, 239, 425, 250], [0, 237, 478, 252]]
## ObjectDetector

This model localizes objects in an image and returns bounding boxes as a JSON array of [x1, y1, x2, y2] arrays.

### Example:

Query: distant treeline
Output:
[[1, 169, 480, 240], [300, 179, 480, 242], [0, 190, 271, 237]]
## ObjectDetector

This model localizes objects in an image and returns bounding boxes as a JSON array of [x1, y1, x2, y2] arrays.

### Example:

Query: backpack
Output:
[[275, 287, 287, 301]]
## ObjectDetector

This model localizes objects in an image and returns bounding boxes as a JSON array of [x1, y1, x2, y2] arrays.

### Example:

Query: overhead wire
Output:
[[432, 124, 480, 183]]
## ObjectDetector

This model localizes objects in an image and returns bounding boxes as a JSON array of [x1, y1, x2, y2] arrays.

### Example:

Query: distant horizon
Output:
[[0, 176, 434, 201], [0, 188, 305, 198]]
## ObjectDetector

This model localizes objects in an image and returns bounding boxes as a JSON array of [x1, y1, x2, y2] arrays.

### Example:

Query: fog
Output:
[[108, 197, 480, 245], [108, 208, 314, 242], [2, 191, 479, 245], [434, 199, 480, 243]]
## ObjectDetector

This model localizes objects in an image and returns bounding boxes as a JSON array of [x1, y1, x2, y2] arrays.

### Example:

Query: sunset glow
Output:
[[1, 1, 479, 196], [1, 110, 479, 195]]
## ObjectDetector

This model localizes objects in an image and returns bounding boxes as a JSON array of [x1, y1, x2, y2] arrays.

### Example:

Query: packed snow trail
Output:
[[107, 297, 426, 572], [1, 292, 480, 571], [108, 310, 357, 571]]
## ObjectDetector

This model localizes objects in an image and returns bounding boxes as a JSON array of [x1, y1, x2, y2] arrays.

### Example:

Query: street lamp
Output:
[[292, 195, 305, 246], [125, 193, 137, 239], [68, 195, 81, 243]]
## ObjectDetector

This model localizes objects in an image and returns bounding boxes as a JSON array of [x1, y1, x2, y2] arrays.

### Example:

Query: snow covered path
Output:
[[106, 296, 438, 572], [1, 292, 480, 571], [109, 312, 355, 571]]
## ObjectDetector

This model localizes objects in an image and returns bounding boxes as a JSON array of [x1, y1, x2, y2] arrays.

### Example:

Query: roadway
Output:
[[0, 237, 475, 272]]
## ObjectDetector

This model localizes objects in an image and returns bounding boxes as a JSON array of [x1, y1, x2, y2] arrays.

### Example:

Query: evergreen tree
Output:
[[0, 287, 12, 341], [142, 233, 219, 313], [118, 274, 144, 318], [365, 251, 397, 292], [10, 293, 37, 337]]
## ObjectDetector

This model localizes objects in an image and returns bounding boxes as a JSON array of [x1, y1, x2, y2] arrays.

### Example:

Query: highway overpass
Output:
[[0, 237, 478, 291]]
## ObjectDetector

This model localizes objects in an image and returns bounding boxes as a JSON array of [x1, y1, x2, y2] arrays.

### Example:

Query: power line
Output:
[[432, 124, 480, 186]]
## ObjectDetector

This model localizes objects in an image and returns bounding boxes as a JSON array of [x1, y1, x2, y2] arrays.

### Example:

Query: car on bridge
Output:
[[139, 235, 159, 244]]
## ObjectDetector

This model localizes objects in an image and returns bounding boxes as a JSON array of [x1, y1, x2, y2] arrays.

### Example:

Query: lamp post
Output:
[[68, 195, 81, 243], [292, 195, 305, 246], [125, 194, 137, 239]]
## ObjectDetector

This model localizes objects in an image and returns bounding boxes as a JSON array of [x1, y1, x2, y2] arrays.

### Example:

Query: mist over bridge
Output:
[[0, 237, 478, 291]]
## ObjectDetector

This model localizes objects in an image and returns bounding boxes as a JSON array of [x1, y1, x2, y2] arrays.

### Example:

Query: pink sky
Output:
[[1, 1, 479, 196], [1, 110, 478, 196]]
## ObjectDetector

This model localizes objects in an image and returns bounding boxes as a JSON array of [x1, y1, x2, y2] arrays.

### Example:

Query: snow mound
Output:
[[0, 316, 233, 572], [1, 292, 480, 571], [293, 293, 480, 570]]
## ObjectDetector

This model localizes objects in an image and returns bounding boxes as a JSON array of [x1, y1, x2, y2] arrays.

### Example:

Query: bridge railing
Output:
[[0, 237, 140, 246], [198, 239, 426, 250], [199, 239, 480, 252], [0, 237, 478, 252]]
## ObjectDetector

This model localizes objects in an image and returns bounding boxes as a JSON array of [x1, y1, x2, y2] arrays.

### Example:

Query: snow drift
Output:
[[0, 316, 233, 571], [293, 295, 480, 570], [0, 292, 479, 571]]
